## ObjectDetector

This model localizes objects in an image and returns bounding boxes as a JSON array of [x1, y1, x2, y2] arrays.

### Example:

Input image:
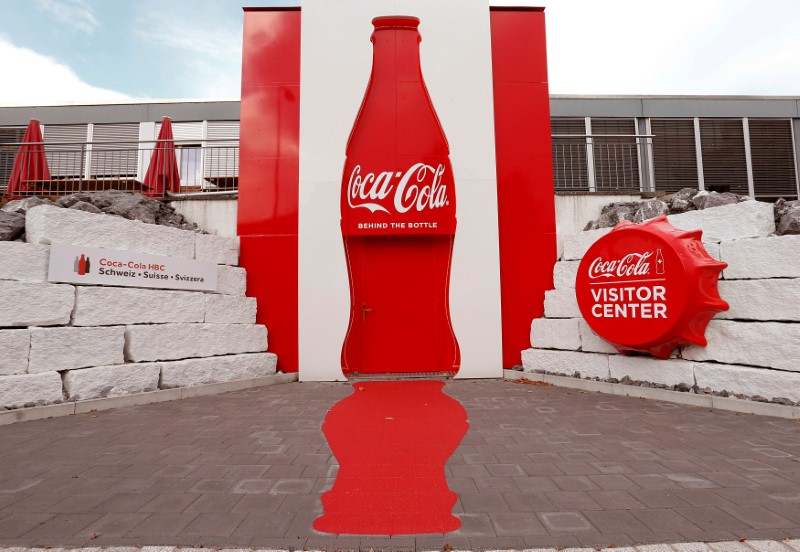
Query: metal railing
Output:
[[3, 134, 656, 199], [552, 134, 654, 193], [1, 138, 239, 199]]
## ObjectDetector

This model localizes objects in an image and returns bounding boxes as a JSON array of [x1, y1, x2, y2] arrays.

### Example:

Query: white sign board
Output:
[[48, 243, 218, 292]]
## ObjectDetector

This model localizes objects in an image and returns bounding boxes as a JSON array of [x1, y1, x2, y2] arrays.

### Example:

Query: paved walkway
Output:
[[1, 379, 799, 550]]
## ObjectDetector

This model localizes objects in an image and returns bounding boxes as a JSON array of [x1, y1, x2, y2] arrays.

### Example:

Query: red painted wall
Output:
[[238, 7, 557, 374], [239, 8, 301, 373], [490, 8, 558, 368]]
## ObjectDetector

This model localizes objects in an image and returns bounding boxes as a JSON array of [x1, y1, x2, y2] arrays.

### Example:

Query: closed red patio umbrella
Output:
[[142, 116, 181, 198], [5, 119, 51, 197]]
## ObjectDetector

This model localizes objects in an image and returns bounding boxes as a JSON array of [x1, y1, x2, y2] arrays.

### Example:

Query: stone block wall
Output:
[[0, 205, 277, 411], [523, 201, 800, 405]]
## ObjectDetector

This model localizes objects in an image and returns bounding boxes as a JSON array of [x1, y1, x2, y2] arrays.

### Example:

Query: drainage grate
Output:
[[348, 371, 457, 381]]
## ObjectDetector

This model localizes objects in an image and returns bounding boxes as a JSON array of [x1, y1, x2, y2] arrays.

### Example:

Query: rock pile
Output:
[[0, 191, 198, 242], [584, 188, 800, 236]]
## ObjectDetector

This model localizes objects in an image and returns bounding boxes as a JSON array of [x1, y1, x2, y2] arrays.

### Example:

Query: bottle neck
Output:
[[370, 27, 423, 84]]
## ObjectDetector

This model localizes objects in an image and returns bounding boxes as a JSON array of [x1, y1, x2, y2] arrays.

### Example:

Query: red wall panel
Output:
[[490, 8, 557, 368], [239, 9, 301, 373]]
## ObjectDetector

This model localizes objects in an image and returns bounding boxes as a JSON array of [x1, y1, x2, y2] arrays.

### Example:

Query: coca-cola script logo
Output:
[[347, 163, 448, 214], [588, 251, 657, 280]]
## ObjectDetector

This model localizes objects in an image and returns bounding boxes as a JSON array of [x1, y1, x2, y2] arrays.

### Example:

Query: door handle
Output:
[[362, 304, 374, 321]]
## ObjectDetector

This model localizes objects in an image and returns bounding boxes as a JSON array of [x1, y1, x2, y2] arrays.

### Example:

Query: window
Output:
[[651, 119, 699, 193], [551, 118, 589, 191], [0, 126, 27, 192], [590, 118, 640, 192], [749, 119, 798, 200], [699, 119, 748, 195], [90, 123, 139, 178], [43, 124, 88, 179]]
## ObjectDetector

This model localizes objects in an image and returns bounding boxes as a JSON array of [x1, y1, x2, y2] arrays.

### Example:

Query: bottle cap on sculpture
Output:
[[575, 216, 728, 359]]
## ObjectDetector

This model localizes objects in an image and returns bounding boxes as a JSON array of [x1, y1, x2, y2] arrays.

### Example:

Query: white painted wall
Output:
[[298, 0, 502, 381], [554, 194, 641, 257], [170, 199, 238, 238]]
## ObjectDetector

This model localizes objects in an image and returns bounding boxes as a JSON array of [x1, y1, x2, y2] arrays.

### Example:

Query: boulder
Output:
[[68, 201, 102, 214], [159, 352, 278, 388], [691, 191, 743, 210], [0, 329, 31, 376], [26, 205, 196, 258], [668, 188, 699, 213], [522, 348, 610, 380], [124, 323, 268, 362], [63, 363, 161, 400], [195, 233, 239, 266], [530, 318, 581, 350], [55, 190, 198, 230], [609, 356, 694, 388], [585, 202, 640, 230], [720, 234, 800, 279], [0, 242, 49, 282], [0, 372, 64, 409], [1, 197, 53, 215], [0, 210, 25, 241], [633, 198, 669, 223], [28, 326, 126, 373], [667, 200, 774, 242], [0, 281, 75, 327], [776, 200, 800, 236], [72, 287, 206, 326]]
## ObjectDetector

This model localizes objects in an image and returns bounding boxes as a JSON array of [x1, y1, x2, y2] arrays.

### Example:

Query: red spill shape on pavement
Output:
[[313, 381, 468, 535]]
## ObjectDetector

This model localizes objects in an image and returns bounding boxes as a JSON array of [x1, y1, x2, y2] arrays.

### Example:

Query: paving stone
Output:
[[2, 380, 800, 548], [720, 504, 796, 529], [545, 490, 603, 510], [584, 510, 650, 534], [449, 513, 496, 537], [746, 540, 794, 552], [675, 507, 744, 530], [709, 543, 757, 552], [179, 512, 247, 537], [458, 492, 509, 513], [671, 544, 715, 552]]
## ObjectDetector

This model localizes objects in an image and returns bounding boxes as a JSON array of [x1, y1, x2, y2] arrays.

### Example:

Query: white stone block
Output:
[[160, 352, 278, 388], [0, 242, 49, 282], [543, 288, 581, 318], [195, 233, 239, 266], [0, 329, 30, 376], [553, 260, 580, 290], [125, 323, 267, 362], [0, 281, 74, 327], [562, 228, 612, 261], [682, 320, 800, 372], [720, 234, 800, 280], [28, 326, 125, 373], [609, 355, 695, 387], [703, 241, 721, 262], [522, 348, 610, 379], [578, 319, 619, 354], [0, 372, 63, 409], [26, 205, 195, 258], [72, 287, 205, 326], [695, 362, 800, 403], [216, 265, 247, 296], [531, 318, 581, 350], [718, 279, 800, 322], [667, 201, 775, 243], [205, 294, 257, 324], [63, 363, 160, 401]]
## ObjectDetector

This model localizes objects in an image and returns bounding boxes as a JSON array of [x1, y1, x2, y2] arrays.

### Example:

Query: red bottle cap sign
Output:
[[576, 216, 728, 358]]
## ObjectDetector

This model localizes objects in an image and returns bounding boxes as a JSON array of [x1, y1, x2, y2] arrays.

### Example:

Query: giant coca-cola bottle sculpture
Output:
[[341, 16, 459, 375]]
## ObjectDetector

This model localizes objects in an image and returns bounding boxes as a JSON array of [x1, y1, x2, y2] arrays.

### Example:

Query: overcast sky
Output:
[[1, 0, 799, 106]]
